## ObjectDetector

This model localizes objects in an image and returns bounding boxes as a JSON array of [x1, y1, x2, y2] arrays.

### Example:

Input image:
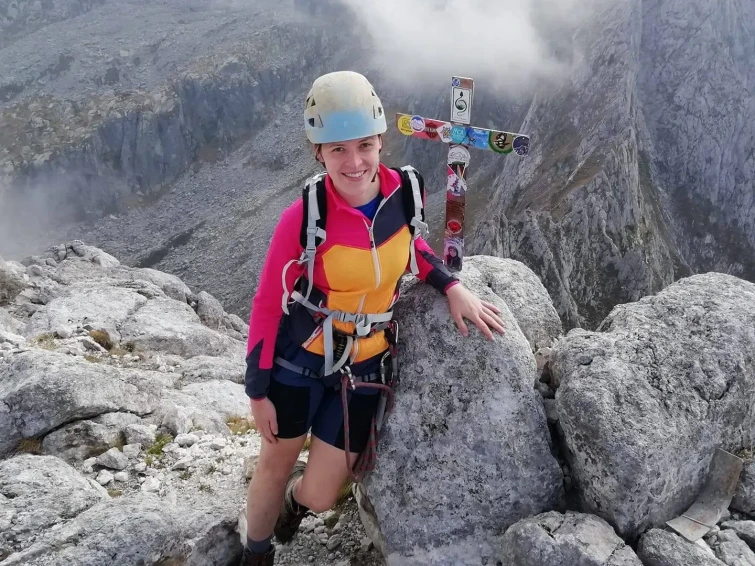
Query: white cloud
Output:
[[343, 0, 605, 97]]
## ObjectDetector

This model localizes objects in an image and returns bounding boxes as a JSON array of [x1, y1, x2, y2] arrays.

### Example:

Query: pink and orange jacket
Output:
[[245, 163, 459, 399]]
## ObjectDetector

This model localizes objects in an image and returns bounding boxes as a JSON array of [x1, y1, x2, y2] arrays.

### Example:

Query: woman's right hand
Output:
[[250, 397, 278, 444]]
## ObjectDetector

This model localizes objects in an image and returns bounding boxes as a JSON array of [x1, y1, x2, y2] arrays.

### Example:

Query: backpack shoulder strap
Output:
[[297, 172, 327, 303], [393, 166, 429, 275]]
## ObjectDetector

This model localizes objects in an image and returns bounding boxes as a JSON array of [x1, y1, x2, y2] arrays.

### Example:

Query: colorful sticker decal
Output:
[[438, 124, 453, 143], [446, 166, 467, 197], [513, 136, 530, 156], [447, 219, 463, 234], [466, 127, 489, 149], [397, 114, 413, 136], [447, 145, 471, 166], [489, 131, 513, 154], [444, 237, 463, 270], [410, 115, 426, 132], [450, 76, 474, 124], [424, 118, 444, 140], [450, 125, 467, 144]]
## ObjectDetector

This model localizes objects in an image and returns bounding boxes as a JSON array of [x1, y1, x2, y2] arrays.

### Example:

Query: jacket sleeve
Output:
[[410, 237, 460, 294], [405, 167, 460, 294], [245, 200, 305, 400]]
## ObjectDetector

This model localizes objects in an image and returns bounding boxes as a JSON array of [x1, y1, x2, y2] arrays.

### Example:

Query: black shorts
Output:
[[267, 338, 384, 454]]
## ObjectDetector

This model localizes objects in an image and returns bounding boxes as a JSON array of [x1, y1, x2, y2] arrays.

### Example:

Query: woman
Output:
[[241, 71, 505, 565]]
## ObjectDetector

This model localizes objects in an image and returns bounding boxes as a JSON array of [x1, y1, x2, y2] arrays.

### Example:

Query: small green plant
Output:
[[33, 333, 56, 350], [107, 489, 123, 498], [147, 434, 172, 456], [226, 415, 257, 435], [84, 354, 100, 363], [206, 463, 217, 475], [333, 480, 353, 511], [88, 329, 113, 350], [145, 455, 155, 467], [737, 446, 754, 460], [179, 470, 192, 480], [198, 484, 213, 493]]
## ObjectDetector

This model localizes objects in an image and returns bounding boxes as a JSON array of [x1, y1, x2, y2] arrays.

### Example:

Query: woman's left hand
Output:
[[446, 283, 506, 340]]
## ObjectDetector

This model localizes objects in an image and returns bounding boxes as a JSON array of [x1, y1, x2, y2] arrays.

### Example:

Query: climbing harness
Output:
[[273, 321, 401, 483], [280, 165, 427, 378]]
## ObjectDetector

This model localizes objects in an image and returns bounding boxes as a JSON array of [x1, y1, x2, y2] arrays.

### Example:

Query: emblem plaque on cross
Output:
[[396, 76, 531, 271]]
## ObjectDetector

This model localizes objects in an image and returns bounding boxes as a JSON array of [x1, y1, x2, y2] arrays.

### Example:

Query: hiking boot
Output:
[[273, 459, 309, 543], [238, 545, 275, 566]]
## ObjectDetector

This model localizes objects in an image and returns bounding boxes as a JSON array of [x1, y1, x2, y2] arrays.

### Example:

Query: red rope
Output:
[[341, 374, 395, 484]]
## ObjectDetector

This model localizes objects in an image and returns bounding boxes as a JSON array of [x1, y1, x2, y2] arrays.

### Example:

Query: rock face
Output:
[[0, 241, 248, 459], [359, 257, 564, 565], [552, 272, 755, 539], [472, 0, 755, 330], [499, 511, 642, 566], [0, 0, 363, 251]]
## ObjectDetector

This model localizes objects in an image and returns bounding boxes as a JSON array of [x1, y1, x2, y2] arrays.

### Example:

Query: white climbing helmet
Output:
[[304, 71, 387, 144]]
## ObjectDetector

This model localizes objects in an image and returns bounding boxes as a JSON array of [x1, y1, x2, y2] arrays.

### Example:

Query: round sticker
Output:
[[513, 136, 530, 156], [450, 125, 467, 144], [447, 219, 462, 234], [447, 145, 471, 166], [452, 77, 461, 87], [397, 115, 413, 136], [489, 131, 512, 153], [410, 115, 426, 132]]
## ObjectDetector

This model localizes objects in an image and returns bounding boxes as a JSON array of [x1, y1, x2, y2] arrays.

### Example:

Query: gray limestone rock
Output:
[[732, 460, 755, 516], [0, 493, 240, 566], [498, 511, 642, 566], [196, 290, 225, 330], [0, 454, 108, 559], [710, 530, 755, 566], [178, 355, 245, 385], [637, 528, 727, 566], [119, 298, 243, 358], [721, 521, 755, 550], [0, 350, 162, 457], [553, 273, 755, 539], [25, 283, 147, 343], [464, 256, 563, 350], [0, 256, 28, 306], [360, 262, 563, 565]]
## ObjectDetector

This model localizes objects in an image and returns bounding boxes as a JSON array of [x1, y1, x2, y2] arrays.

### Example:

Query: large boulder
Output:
[[0, 350, 162, 457], [637, 528, 726, 566], [0, 455, 109, 560], [552, 273, 755, 538], [498, 511, 642, 565], [1, 493, 240, 566], [464, 256, 563, 350], [359, 258, 564, 565]]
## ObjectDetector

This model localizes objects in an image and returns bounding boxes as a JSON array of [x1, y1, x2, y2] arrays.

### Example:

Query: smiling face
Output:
[[316, 135, 382, 204]]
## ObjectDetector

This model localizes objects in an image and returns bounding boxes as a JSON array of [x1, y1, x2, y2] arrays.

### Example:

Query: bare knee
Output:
[[252, 439, 305, 482], [298, 490, 337, 514]]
